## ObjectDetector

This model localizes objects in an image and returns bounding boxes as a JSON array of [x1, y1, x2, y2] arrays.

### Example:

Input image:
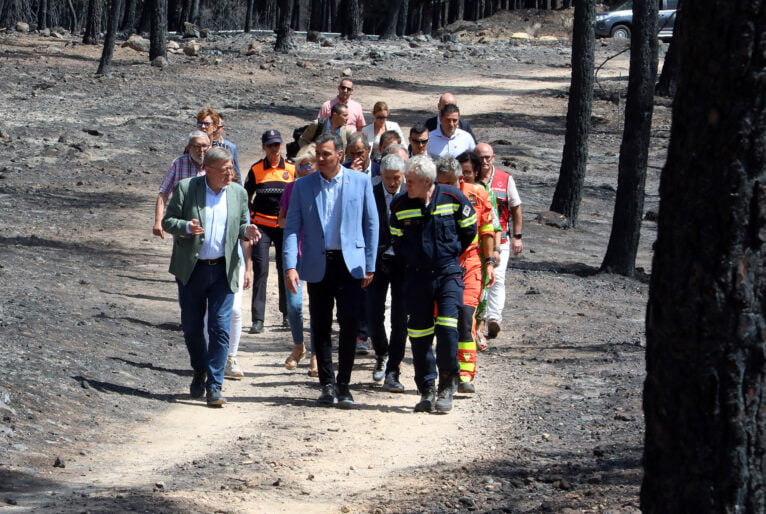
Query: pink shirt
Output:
[[318, 98, 365, 130]]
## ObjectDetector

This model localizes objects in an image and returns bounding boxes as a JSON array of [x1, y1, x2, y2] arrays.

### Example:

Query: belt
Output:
[[325, 250, 342, 259], [198, 257, 225, 266]]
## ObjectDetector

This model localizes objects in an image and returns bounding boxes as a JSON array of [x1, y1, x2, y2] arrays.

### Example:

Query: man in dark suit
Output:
[[162, 147, 261, 407], [423, 92, 476, 143], [283, 133, 379, 408], [366, 153, 408, 392]]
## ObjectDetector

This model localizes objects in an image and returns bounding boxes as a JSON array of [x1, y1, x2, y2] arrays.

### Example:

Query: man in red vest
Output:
[[475, 143, 523, 340]]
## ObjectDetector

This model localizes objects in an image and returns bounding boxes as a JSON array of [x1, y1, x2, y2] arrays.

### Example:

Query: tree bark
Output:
[[120, 0, 137, 33], [149, 0, 166, 61], [397, 0, 408, 35], [382, 0, 403, 38], [655, 34, 678, 97], [37, 0, 48, 30], [274, 0, 296, 52], [97, 0, 123, 75], [600, 0, 658, 275], [83, 0, 102, 44], [642, 0, 766, 511], [347, 0, 362, 38], [549, 0, 595, 227], [244, 0, 254, 32], [420, 0, 433, 35]]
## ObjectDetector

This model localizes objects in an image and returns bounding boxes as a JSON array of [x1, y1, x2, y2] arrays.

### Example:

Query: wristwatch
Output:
[[484, 256, 498, 266], [512, 233, 523, 240]]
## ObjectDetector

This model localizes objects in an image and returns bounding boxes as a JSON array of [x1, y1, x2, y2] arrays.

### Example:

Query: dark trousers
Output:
[[307, 252, 362, 386], [366, 254, 407, 376], [177, 261, 234, 389], [405, 270, 463, 392], [251, 225, 286, 323]]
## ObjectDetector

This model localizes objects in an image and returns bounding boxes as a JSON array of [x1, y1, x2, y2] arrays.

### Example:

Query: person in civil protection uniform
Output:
[[389, 155, 476, 414], [244, 129, 295, 334]]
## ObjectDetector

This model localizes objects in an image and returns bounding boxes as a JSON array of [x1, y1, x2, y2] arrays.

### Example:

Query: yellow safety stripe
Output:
[[458, 342, 476, 350], [479, 223, 493, 232], [396, 208, 423, 220], [458, 362, 476, 372], [434, 203, 459, 216], [390, 227, 403, 237], [435, 316, 458, 328], [471, 234, 479, 243], [459, 213, 477, 227], [408, 326, 435, 338]]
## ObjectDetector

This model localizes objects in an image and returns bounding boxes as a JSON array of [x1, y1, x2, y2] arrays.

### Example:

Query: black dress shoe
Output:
[[317, 383, 337, 407], [190, 371, 206, 399], [336, 383, 354, 409], [206, 386, 226, 407], [249, 320, 264, 334], [414, 382, 436, 413], [382, 372, 405, 393]]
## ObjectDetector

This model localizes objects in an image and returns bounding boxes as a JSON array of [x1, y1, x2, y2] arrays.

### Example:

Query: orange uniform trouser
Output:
[[458, 265, 483, 382]]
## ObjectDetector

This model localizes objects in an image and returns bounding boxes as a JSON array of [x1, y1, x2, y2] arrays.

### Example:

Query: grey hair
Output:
[[384, 143, 407, 156], [315, 132, 343, 152], [187, 130, 210, 146], [436, 156, 462, 181], [380, 154, 405, 172], [347, 131, 369, 149], [405, 155, 436, 184], [203, 146, 232, 167]]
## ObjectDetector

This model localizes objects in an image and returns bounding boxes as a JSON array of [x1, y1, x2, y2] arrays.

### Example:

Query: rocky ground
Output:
[[1, 10, 665, 513]]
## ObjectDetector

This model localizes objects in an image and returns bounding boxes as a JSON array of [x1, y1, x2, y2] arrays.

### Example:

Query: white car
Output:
[[595, 0, 678, 40]]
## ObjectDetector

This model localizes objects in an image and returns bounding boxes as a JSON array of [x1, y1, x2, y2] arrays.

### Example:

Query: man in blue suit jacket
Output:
[[284, 133, 379, 408]]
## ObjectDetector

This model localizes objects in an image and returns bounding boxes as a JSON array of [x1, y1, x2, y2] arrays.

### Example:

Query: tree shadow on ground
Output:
[[0, 468, 200, 512], [73, 375, 187, 402], [108, 357, 188, 376]]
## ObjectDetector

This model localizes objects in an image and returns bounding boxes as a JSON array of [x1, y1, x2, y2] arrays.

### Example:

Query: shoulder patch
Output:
[[463, 205, 471, 217]]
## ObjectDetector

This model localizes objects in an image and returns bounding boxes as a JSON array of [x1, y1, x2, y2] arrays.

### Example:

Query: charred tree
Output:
[[121, 0, 137, 33], [83, 0, 102, 44], [655, 35, 678, 97], [382, 0, 404, 38], [96, 0, 123, 75], [149, 0, 166, 61], [347, 0, 362, 38], [601, 0, 658, 275], [37, 0, 48, 30], [642, 0, 766, 511], [549, 0, 595, 227], [274, 0, 296, 52], [397, 0, 408, 35], [244, 0, 253, 32]]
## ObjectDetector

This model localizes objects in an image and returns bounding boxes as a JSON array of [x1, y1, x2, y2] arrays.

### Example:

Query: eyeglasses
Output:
[[339, 86, 353, 91], [479, 155, 494, 160], [411, 138, 429, 144], [196, 121, 214, 128], [189, 144, 210, 150], [375, 116, 388, 120], [298, 163, 313, 171]]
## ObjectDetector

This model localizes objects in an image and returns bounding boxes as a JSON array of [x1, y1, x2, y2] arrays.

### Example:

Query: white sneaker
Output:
[[225, 356, 244, 379]]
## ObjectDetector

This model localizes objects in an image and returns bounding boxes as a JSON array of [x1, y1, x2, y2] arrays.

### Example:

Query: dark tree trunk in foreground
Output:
[[655, 34, 678, 97], [244, 0, 254, 32], [37, 0, 48, 30], [83, 0, 102, 44], [601, 0, 658, 275], [97, 0, 123, 75], [347, 0, 362, 38], [121, 0, 137, 33], [274, 0, 295, 52], [643, 1, 766, 511], [549, 0, 595, 227], [382, 0, 403, 38], [149, 0, 166, 61]]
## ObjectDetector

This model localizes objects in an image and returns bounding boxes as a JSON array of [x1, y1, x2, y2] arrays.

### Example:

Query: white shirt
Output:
[[427, 127, 476, 159], [198, 181, 228, 260]]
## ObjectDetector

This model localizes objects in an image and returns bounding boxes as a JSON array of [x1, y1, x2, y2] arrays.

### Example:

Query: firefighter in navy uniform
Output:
[[389, 155, 476, 414], [244, 129, 295, 334]]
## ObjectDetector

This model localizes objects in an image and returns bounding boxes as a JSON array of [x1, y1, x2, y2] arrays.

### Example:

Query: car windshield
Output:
[[614, 0, 632, 10]]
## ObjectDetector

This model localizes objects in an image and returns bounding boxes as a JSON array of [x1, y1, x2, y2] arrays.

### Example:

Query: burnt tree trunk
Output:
[[120, 0, 137, 33], [37, 0, 48, 29], [274, 0, 296, 52], [244, 0, 253, 32], [149, 0, 166, 61], [655, 35, 678, 98], [96, 0, 123, 75], [382, 0, 403, 38], [600, 0, 658, 275], [83, 0, 102, 44], [549, 0, 595, 227], [420, 0, 433, 35], [397, 0, 408, 35], [346, 0, 362, 38], [642, 0, 766, 511]]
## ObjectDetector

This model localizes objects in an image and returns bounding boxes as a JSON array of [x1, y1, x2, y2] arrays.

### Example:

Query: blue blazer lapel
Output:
[[312, 172, 324, 226]]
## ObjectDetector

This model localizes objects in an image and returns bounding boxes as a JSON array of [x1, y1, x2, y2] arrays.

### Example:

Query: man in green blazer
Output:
[[162, 147, 261, 406]]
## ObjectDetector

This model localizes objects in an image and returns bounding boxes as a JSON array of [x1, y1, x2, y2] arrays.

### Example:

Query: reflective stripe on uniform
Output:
[[434, 203, 459, 216], [459, 213, 477, 227], [390, 226, 403, 237], [458, 341, 476, 350], [396, 208, 423, 220], [435, 316, 458, 328], [408, 326, 435, 338]]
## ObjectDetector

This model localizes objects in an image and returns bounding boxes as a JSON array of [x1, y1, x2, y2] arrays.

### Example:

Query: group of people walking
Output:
[[153, 80, 523, 413]]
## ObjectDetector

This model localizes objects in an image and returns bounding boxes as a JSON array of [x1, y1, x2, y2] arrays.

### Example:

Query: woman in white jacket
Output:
[[362, 101, 404, 161]]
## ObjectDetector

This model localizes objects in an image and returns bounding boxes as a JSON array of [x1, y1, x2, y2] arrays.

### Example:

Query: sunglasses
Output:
[[339, 86, 353, 91], [298, 163, 313, 171], [411, 138, 429, 144], [197, 121, 213, 128]]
